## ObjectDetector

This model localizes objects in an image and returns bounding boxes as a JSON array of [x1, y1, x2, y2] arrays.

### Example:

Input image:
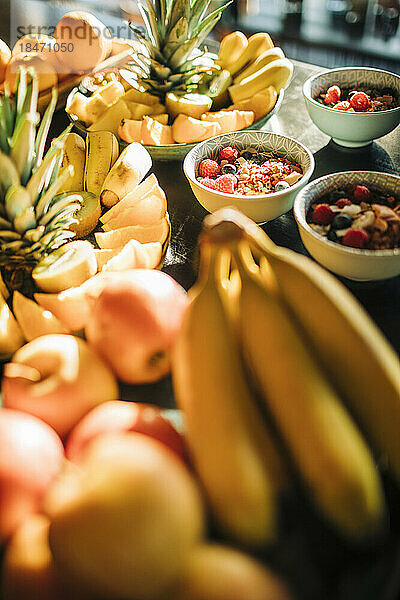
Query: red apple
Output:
[[0, 409, 64, 545], [85, 269, 189, 383], [65, 401, 187, 463]]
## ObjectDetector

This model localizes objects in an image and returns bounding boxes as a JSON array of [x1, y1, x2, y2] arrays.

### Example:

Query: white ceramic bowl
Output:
[[303, 67, 400, 148], [294, 171, 400, 281], [183, 131, 314, 223]]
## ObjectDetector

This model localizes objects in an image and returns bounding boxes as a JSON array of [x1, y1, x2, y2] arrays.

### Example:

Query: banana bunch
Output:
[[217, 31, 293, 105], [172, 207, 400, 546]]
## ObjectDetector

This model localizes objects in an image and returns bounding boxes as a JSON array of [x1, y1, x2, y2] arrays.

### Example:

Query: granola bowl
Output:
[[294, 171, 400, 281], [303, 67, 400, 148], [183, 131, 314, 223]]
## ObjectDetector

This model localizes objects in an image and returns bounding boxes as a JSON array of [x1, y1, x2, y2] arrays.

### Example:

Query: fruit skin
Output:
[[217, 31, 248, 70], [324, 85, 341, 105], [2, 334, 118, 439], [226, 33, 274, 77], [342, 228, 370, 248], [234, 240, 385, 539], [173, 544, 292, 600], [65, 400, 187, 463], [85, 269, 189, 384], [48, 432, 205, 600], [57, 133, 85, 194], [311, 203, 334, 225], [228, 58, 293, 103], [172, 242, 286, 547], [84, 130, 119, 197], [0, 408, 64, 545], [68, 191, 101, 238], [100, 142, 152, 207], [198, 159, 220, 178]]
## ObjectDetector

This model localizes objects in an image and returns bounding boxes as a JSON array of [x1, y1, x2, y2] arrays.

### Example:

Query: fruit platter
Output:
[[1, 1, 400, 599]]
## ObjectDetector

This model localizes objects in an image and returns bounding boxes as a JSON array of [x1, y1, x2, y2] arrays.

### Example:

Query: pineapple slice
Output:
[[123, 88, 160, 105], [88, 100, 131, 135], [166, 93, 212, 120]]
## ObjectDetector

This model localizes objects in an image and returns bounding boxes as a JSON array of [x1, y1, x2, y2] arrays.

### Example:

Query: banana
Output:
[[172, 239, 286, 548], [233, 47, 285, 84], [217, 31, 248, 69], [226, 33, 274, 77], [233, 239, 385, 540], [228, 58, 293, 104], [207, 207, 400, 487], [84, 131, 119, 198], [58, 133, 86, 194], [100, 142, 152, 207]]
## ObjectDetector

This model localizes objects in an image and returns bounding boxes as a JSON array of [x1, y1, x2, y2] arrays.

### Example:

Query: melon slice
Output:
[[141, 117, 174, 146], [12, 291, 69, 340], [94, 249, 121, 270], [100, 174, 159, 224], [152, 114, 169, 125], [127, 101, 157, 120], [102, 188, 167, 230], [102, 240, 162, 272], [229, 86, 277, 121], [235, 110, 255, 129], [172, 115, 221, 144], [201, 110, 239, 134], [123, 88, 159, 105], [166, 93, 212, 119], [95, 217, 170, 248], [88, 100, 131, 135], [118, 119, 142, 143]]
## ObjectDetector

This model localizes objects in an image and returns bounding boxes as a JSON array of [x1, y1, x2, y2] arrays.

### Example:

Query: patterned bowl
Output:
[[183, 131, 314, 223], [294, 171, 400, 281], [66, 87, 285, 162], [303, 67, 400, 148]]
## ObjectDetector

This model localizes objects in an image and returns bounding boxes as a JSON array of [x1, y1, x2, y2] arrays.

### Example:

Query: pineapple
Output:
[[128, 0, 231, 101], [0, 67, 81, 294]]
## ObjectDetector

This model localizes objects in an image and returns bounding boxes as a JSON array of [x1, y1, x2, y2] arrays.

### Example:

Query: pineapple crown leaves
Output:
[[0, 67, 81, 269]]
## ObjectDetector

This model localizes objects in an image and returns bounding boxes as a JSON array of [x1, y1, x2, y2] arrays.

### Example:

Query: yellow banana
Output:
[[217, 31, 248, 69], [228, 58, 293, 103], [233, 238, 385, 540], [172, 240, 286, 548], [84, 131, 119, 198], [58, 133, 85, 194], [226, 33, 274, 77], [234, 47, 285, 84], [100, 142, 152, 207]]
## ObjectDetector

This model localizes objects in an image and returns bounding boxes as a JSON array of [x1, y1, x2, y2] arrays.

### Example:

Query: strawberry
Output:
[[343, 228, 370, 248], [334, 101, 351, 111], [350, 91, 370, 112], [218, 147, 239, 163], [353, 185, 371, 202], [199, 177, 218, 190], [311, 203, 334, 225], [324, 85, 341, 105], [198, 159, 220, 178], [336, 198, 352, 208], [215, 174, 237, 194]]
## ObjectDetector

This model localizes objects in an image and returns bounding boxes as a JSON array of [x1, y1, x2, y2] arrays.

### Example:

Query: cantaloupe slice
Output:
[[152, 114, 169, 125], [102, 240, 162, 272], [95, 217, 170, 248], [102, 189, 167, 230], [228, 86, 277, 121], [118, 119, 142, 143], [172, 115, 221, 144], [94, 249, 120, 270], [201, 110, 239, 134], [141, 117, 174, 146], [123, 88, 159, 105], [12, 291, 69, 340], [100, 174, 159, 224], [88, 99, 131, 135], [235, 110, 255, 129]]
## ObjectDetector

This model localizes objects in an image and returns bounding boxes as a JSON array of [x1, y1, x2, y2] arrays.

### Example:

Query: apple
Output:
[[65, 400, 187, 463], [0, 409, 64, 545], [49, 432, 205, 600], [85, 269, 189, 384], [2, 334, 119, 440]]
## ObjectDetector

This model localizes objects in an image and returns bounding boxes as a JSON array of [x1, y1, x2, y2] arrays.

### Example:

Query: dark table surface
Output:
[[52, 59, 400, 600]]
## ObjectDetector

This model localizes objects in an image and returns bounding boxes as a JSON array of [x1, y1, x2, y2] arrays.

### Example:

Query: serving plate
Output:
[[66, 88, 285, 162]]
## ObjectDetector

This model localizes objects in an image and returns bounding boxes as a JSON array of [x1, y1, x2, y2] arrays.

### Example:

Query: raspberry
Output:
[[343, 228, 370, 248], [336, 198, 352, 208], [215, 174, 237, 194], [350, 91, 370, 112], [198, 159, 220, 178], [353, 185, 371, 202], [199, 177, 218, 190], [218, 147, 239, 163], [311, 203, 334, 225], [324, 85, 341, 105], [334, 101, 351, 111]]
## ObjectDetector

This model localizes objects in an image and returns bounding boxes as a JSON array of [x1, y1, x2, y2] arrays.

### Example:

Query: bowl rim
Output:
[[294, 170, 400, 257], [183, 131, 315, 201], [302, 66, 400, 116]]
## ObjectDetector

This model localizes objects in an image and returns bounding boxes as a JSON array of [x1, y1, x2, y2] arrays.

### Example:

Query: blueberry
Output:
[[331, 214, 353, 230], [222, 163, 237, 175], [327, 228, 339, 242], [275, 181, 290, 192]]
